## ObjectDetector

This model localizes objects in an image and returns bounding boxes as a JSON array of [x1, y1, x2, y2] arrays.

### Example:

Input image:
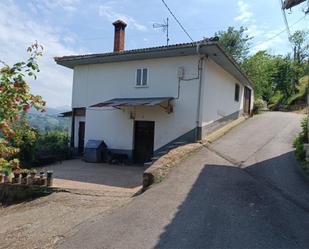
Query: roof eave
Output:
[[54, 45, 199, 69], [54, 41, 253, 89]]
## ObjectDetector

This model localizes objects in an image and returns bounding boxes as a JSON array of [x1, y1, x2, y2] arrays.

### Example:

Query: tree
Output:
[[215, 26, 252, 63], [290, 30, 309, 92], [243, 51, 275, 101], [0, 42, 45, 174]]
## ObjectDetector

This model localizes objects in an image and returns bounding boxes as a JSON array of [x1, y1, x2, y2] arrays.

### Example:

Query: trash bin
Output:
[[84, 140, 107, 163]]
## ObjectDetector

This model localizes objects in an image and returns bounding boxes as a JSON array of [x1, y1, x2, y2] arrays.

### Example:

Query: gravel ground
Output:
[[0, 188, 137, 249]]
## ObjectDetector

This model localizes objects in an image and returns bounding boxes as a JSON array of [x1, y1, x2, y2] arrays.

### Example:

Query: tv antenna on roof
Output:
[[153, 18, 169, 46]]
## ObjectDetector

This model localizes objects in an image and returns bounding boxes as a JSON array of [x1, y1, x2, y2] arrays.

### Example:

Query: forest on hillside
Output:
[[215, 27, 308, 111]]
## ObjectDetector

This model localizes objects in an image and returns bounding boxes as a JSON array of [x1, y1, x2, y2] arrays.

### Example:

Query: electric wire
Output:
[[160, 0, 194, 42]]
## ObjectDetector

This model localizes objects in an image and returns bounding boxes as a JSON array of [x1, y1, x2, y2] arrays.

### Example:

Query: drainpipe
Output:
[[195, 43, 205, 141]]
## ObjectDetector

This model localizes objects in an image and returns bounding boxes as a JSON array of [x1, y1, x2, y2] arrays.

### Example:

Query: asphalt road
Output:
[[58, 112, 309, 249]]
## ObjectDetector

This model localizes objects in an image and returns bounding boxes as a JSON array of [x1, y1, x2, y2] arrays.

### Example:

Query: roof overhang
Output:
[[58, 107, 85, 117], [55, 41, 253, 89], [199, 44, 253, 88], [282, 0, 306, 9], [91, 97, 173, 108], [55, 45, 198, 69]]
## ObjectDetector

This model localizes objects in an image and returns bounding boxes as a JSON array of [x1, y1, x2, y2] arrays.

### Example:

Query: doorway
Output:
[[78, 121, 85, 154], [134, 121, 155, 164], [243, 86, 252, 115]]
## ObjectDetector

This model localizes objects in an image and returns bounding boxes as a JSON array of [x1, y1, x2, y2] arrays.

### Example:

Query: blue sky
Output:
[[0, 0, 308, 107]]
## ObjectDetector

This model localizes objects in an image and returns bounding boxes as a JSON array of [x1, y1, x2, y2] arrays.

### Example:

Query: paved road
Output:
[[58, 112, 309, 249]]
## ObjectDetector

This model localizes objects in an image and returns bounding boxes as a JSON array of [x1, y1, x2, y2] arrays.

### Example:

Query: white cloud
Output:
[[232, 1, 287, 54], [234, 0, 253, 23], [98, 5, 148, 32], [0, 1, 82, 108], [250, 30, 286, 54], [29, 0, 80, 14]]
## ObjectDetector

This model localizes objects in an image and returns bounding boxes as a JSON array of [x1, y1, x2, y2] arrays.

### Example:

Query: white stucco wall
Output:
[[72, 55, 200, 151], [71, 54, 254, 152], [201, 59, 246, 127]]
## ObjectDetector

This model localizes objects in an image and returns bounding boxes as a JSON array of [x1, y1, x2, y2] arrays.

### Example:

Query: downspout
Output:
[[195, 43, 205, 141]]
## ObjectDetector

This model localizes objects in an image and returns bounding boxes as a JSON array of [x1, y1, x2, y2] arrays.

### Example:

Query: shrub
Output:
[[35, 131, 70, 162], [294, 136, 306, 162], [18, 130, 70, 167], [252, 98, 265, 114], [293, 117, 309, 175]]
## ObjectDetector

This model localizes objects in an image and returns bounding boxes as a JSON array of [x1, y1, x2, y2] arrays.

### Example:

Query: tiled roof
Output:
[[54, 38, 219, 62]]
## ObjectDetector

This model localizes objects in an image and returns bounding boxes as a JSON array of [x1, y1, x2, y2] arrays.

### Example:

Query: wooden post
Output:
[[70, 108, 75, 149], [307, 58, 309, 141]]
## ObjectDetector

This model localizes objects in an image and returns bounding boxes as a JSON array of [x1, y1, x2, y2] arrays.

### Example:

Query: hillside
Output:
[[28, 107, 70, 132]]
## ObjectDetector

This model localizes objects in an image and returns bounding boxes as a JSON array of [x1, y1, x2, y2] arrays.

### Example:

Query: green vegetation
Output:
[[20, 130, 70, 167], [293, 118, 309, 175], [0, 42, 45, 174], [28, 112, 69, 132], [215, 26, 252, 63], [216, 28, 308, 110], [252, 99, 265, 114]]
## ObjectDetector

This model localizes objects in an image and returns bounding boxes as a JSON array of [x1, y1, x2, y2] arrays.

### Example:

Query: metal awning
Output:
[[91, 97, 174, 113], [58, 111, 72, 117], [58, 107, 86, 117], [282, 0, 306, 9], [91, 97, 173, 108]]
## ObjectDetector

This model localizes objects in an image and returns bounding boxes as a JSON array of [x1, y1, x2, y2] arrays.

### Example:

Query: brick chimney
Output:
[[113, 20, 127, 52]]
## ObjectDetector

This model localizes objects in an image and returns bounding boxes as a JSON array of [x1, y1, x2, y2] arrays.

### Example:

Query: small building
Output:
[[55, 20, 254, 164]]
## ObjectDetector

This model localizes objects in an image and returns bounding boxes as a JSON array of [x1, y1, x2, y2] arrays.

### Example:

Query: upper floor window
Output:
[[136, 68, 148, 87], [234, 83, 240, 102]]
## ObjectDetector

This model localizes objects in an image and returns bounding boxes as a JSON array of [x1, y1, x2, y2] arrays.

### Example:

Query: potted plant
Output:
[[13, 169, 21, 179], [21, 169, 29, 178], [39, 171, 45, 178], [30, 169, 37, 178], [13, 169, 21, 184], [20, 169, 29, 184]]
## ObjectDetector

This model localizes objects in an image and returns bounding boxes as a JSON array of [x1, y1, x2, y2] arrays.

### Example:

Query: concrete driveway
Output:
[[57, 112, 309, 249], [40, 159, 144, 192], [0, 161, 144, 249]]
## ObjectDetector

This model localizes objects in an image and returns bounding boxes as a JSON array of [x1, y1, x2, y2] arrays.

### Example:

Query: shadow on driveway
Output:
[[40, 159, 144, 189], [155, 152, 309, 249]]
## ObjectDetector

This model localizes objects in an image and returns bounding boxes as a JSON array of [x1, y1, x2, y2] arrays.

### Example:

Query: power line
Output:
[[279, 0, 292, 40], [249, 15, 306, 49], [161, 0, 194, 42]]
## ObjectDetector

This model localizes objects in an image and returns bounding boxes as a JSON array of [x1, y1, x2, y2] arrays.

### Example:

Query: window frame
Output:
[[135, 68, 149, 87], [234, 83, 240, 102]]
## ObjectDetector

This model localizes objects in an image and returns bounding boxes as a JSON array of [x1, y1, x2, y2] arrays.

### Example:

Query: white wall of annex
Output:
[[85, 108, 134, 151], [201, 59, 245, 126]]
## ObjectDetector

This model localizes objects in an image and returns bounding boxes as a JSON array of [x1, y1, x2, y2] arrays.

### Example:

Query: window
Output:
[[136, 68, 148, 86], [234, 83, 240, 102]]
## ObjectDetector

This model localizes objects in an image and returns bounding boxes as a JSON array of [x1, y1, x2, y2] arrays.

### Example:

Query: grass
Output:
[[293, 117, 309, 176], [287, 76, 308, 106], [269, 76, 308, 110]]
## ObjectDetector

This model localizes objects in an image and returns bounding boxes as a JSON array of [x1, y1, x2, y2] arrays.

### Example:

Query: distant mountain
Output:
[[28, 106, 71, 116], [27, 106, 70, 132]]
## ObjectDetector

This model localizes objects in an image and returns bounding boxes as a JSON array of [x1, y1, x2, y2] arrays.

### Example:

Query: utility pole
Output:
[[282, 0, 309, 141]]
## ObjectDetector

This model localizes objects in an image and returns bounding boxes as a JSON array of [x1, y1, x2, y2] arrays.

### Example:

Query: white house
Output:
[[55, 20, 254, 164]]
